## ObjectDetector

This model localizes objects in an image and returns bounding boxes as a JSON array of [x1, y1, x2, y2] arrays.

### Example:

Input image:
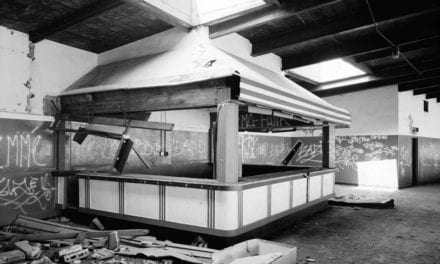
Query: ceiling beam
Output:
[[412, 85, 440, 95], [313, 68, 440, 97], [425, 90, 440, 99], [209, 0, 340, 39], [352, 35, 440, 63], [253, 6, 440, 57], [285, 71, 319, 90], [281, 9, 440, 70], [373, 57, 440, 77], [29, 0, 124, 42], [123, 0, 193, 31], [399, 77, 440, 91]]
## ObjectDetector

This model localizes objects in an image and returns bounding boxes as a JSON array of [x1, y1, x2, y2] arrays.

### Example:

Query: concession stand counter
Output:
[[54, 27, 351, 239]]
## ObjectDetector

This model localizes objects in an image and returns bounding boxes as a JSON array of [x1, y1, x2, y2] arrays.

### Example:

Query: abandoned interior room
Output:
[[0, 0, 439, 263]]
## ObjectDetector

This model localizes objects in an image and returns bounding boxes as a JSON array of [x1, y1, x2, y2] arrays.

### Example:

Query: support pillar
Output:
[[55, 120, 67, 207], [216, 102, 241, 183], [322, 123, 336, 168]]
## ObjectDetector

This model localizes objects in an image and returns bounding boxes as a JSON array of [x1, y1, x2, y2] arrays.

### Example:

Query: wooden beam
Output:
[[100, 112, 150, 121], [30, 0, 124, 42], [61, 78, 237, 115], [374, 57, 440, 77], [285, 71, 319, 90], [253, 14, 370, 56], [54, 120, 67, 206], [425, 90, 440, 99], [209, 0, 339, 38], [322, 124, 335, 168], [216, 102, 240, 183], [314, 68, 440, 97], [254, 7, 440, 57], [412, 85, 440, 95], [123, 0, 193, 31], [57, 114, 174, 131], [399, 77, 440, 91], [353, 35, 440, 63], [281, 8, 440, 69]]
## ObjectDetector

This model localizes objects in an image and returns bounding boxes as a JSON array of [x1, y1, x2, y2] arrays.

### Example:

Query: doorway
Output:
[[412, 138, 418, 185]]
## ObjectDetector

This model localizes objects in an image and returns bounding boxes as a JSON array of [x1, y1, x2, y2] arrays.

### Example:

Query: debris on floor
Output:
[[0, 216, 297, 264], [329, 194, 395, 209], [0, 215, 215, 264], [211, 239, 296, 264]]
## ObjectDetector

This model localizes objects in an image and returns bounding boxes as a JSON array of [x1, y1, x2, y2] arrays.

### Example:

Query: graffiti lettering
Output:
[[0, 128, 50, 170], [0, 173, 55, 214]]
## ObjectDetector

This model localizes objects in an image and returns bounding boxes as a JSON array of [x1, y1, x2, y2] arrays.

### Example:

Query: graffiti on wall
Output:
[[335, 136, 398, 171], [71, 129, 209, 168], [0, 126, 54, 171], [0, 119, 56, 225], [241, 134, 291, 164], [0, 171, 55, 215]]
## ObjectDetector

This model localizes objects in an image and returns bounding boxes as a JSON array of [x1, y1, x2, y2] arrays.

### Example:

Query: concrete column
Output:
[[216, 102, 241, 183], [322, 123, 336, 168]]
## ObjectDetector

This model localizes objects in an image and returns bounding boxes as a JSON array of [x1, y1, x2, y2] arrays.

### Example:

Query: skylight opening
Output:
[[289, 58, 366, 83], [197, 0, 266, 24]]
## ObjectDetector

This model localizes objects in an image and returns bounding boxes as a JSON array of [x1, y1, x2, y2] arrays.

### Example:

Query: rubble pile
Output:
[[0, 215, 216, 264]]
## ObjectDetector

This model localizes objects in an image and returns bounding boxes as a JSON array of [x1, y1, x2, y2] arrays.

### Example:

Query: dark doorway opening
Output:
[[412, 138, 418, 185]]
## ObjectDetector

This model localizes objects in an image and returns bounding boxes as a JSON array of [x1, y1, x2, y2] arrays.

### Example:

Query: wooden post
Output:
[[322, 123, 336, 168], [216, 102, 241, 183], [55, 120, 67, 207]]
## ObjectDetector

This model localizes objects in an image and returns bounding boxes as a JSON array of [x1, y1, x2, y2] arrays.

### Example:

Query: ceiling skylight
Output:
[[197, 0, 265, 24], [289, 58, 366, 83]]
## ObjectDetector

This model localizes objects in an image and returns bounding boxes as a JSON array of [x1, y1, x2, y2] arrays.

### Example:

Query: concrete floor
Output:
[[266, 183, 440, 264]]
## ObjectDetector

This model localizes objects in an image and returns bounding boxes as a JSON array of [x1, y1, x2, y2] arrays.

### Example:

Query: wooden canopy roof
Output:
[[60, 40, 351, 126]]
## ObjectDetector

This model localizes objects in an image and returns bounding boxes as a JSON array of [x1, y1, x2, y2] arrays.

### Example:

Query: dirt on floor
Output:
[[266, 183, 440, 264]]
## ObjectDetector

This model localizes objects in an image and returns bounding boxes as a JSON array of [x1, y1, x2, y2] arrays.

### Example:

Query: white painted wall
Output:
[[212, 33, 281, 72], [32, 40, 97, 114], [398, 91, 440, 138], [324, 86, 399, 136], [0, 27, 31, 113], [0, 26, 97, 115]]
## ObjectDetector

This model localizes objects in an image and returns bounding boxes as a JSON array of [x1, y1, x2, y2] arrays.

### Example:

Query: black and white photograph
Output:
[[0, 0, 439, 263]]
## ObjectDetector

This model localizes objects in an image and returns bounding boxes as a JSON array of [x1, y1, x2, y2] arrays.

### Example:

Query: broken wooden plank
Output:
[[13, 215, 93, 234], [57, 114, 174, 131], [0, 229, 149, 242], [0, 250, 25, 264]]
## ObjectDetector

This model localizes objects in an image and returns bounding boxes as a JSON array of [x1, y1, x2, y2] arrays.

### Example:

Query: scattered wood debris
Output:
[[0, 215, 216, 264], [0, 215, 297, 264]]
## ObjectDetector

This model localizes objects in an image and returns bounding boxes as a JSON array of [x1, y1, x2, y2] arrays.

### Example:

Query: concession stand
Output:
[[53, 27, 351, 239]]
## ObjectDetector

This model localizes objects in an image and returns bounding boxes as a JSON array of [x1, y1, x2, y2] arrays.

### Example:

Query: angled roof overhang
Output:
[[61, 38, 351, 126]]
